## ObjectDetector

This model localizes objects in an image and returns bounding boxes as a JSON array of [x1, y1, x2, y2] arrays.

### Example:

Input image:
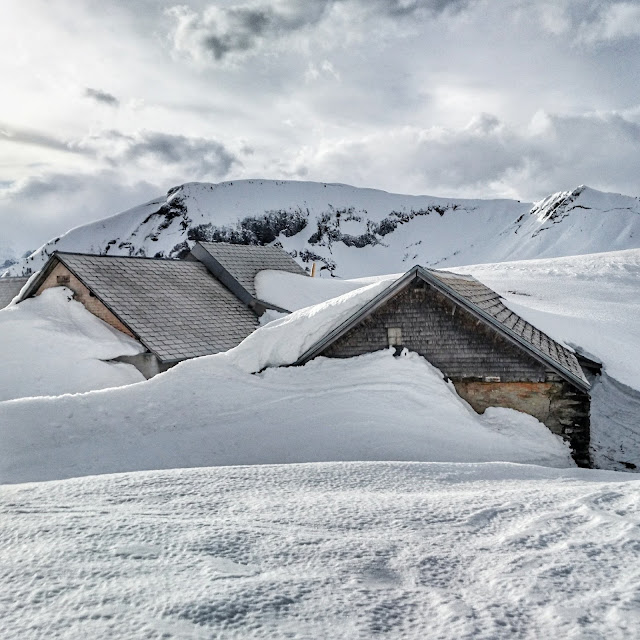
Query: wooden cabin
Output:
[[295, 266, 592, 467], [16, 242, 306, 378]]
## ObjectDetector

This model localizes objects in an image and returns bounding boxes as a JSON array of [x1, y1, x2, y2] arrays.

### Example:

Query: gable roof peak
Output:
[[297, 263, 589, 392]]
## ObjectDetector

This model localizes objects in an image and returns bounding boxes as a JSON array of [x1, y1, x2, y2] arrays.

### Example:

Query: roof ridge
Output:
[[54, 251, 187, 262]]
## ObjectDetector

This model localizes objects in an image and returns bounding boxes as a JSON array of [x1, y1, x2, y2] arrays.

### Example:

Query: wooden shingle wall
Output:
[[323, 281, 548, 381]]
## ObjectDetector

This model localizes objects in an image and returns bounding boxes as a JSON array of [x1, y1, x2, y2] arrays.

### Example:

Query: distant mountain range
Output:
[[3, 180, 640, 278]]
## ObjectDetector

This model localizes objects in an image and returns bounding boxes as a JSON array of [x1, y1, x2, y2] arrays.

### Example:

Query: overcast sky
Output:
[[2, 0, 640, 255]]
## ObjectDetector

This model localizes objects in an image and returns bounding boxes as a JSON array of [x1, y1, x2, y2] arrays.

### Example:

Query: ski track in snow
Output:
[[1, 462, 639, 639]]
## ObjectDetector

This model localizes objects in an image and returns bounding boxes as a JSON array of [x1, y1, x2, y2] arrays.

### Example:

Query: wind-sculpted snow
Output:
[[6, 179, 640, 279], [1, 462, 639, 639]]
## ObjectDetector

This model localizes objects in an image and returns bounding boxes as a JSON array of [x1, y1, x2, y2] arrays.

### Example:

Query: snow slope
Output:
[[1, 462, 639, 639], [0, 287, 145, 401], [0, 350, 573, 484], [4, 181, 640, 278]]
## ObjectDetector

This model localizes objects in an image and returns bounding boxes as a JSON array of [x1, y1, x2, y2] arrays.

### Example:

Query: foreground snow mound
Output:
[[0, 351, 573, 484], [0, 287, 144, 401], [1, 462, 639, 639]]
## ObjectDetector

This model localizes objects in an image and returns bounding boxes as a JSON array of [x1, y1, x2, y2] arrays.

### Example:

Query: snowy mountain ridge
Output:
[[3, 180, 640, 278]]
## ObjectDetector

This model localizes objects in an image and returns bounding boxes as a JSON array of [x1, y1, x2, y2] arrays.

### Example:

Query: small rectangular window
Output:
[[56, 275, 70, 285], [387, 327, 402, 346]]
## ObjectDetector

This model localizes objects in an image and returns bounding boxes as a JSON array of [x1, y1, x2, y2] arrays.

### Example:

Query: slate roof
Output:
[[0, 277, 29, 309], [196, 242, 307, 299], [26, 253, 259, 363], [297, 265, 589, 391], [427, 269, 587, 384]]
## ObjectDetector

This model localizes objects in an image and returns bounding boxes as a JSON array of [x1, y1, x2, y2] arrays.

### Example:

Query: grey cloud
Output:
[[1, 171, 160, 256], [0, 124, 82, 154], [535, 1, 640, 45], [383, 0, 469, 16], [169, 0, 472, 61], [98, 130, 239, 179], [576, 2, 640, 44], [85, 87, 120, 107], [292, 110, 640, 201]]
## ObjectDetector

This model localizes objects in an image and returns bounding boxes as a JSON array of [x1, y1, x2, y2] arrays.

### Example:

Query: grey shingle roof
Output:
[[428, 269, 587, 384], [0, 277, 29, 309], [57, 254, 258, 362], [197, 242, 307, 298]]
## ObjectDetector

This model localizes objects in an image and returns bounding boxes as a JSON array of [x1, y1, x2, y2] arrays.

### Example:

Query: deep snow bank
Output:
[[0, 287, 144, 401], [0, 351, 573, 484], [1, 462, 639, 639]]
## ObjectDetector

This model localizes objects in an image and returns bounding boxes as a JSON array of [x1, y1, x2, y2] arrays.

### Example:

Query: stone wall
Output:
[[36, 262, 135, 338], [321, 279, 591, 466], [455, 380, 591, 466]]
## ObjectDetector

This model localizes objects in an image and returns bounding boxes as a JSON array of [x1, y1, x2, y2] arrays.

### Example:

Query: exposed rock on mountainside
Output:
[[3, 180, 640, 279]]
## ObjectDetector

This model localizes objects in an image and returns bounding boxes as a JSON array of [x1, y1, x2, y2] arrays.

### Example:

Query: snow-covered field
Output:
[[2, 462, 639, 639]]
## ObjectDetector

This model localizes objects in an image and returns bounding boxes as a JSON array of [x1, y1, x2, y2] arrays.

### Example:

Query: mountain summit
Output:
[[4, 180, 640, 278]]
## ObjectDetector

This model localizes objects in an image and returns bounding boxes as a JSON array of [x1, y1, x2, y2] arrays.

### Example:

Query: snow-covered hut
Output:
[[17, 242, 306, 377], [293, 266, 593, 466]]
